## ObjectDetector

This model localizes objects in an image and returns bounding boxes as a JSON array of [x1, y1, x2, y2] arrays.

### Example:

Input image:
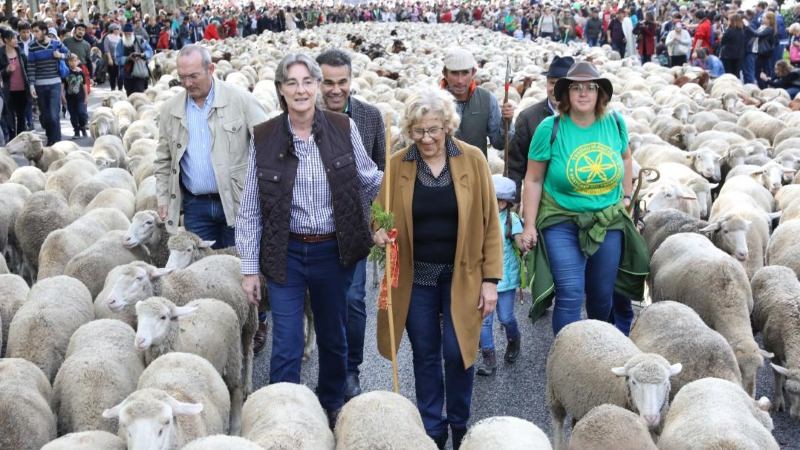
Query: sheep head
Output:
[[124, 210, 163, 249], [700, 215, 751, 261], [771, 364, 800, 420], [611, 353, 682, 429], [134, 297, 197, 350], [165, 231, 214, 271], [105, 262, 172, 312], [103, 388, 203, 450]]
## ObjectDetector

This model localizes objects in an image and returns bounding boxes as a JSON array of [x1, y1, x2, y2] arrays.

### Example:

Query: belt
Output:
[[289, 232, 337, 243], [184, 190, 221, 201]]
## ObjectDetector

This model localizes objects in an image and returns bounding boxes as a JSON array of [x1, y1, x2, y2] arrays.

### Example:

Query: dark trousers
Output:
[[267, 238, 353, 411], [124, 77, 148, 96], [756, 54, 772, 88], [345, 257, 367, 376], [107, 64, 121, 90], [670, 54, 687, 67], [6, 90, 28, 139], [406, 271, 474, 438], [66, 91, 88, 133], [641, 53, 652, 63], [722, 57, 741, 77], [182, 192, 235, 249], [34, 83, 61, 145]]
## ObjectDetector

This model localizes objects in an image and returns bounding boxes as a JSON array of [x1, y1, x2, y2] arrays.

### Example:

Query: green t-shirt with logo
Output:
[[528, 113, 628, 213]]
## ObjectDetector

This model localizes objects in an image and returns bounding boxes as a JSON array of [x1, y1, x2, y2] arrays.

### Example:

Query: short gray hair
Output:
[[177, 44, 212, 69], [275, 53, 323, 113], [400, 87, 461, 141]]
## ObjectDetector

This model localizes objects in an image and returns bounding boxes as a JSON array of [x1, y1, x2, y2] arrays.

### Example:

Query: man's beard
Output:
[[121, 34, 134, 47]]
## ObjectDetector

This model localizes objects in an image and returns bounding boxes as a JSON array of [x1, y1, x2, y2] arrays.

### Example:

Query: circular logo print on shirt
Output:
[[565, 142, 621, 195]]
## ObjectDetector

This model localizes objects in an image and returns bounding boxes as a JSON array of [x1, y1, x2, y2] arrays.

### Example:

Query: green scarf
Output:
[[525, 193, 650, 321]]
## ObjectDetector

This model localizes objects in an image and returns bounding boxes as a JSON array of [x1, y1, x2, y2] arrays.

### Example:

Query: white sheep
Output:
[[567, 404, 656, 450], [242, 382, 334, 450], [6, 275, 95, 381], [134, 297, 244, 432], [8, 165, 46, 192], [727, 161, 795, 195], [15, 190, 75, 278], [546, 320, 681, 449], [84, 187, 136, 219], [180, 435, 264, 450], [650, 233, 771, 397], [64, 229, 149, 298], [710, 191, 776, 278], [92, 135, 127, 170], [135, 176, 158, 213], [103, 352, 230, 449], [766, 219, 800, 278], [0, 358, 57, 450], [165, 230, 238, 270], [45, 158, 99, 200], [53, 319, 145, 435], [123, 210, 170, 267], [634, 145, 720, 181], [641, 208, 750, 260], [103, 256, 256, 392], [657, 378, 778, 450], [38, 208, 130, 279], [122, 119, 158, 151], [41, 431, 126, 450], [461, 416, 552, 450], [630, 301, 742, 396], [89, 106, 120, 138], [0, 274, 29, 356], [0, 182, 31, 275], [334, 391, 436, 449], [653, 163, 718, 218], [640, 178, 702, 218], [750, 265, 800, 420]]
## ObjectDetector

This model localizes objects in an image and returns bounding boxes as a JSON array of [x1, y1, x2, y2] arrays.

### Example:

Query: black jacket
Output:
[[0, 48, 30, 94], [719, 27, 746, 59], [767, 69, 800, 89], [508, 98, 554, 199], [746, 25, 775, 55]]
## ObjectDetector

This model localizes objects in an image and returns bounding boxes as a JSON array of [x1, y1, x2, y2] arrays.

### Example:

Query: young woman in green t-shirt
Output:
[[519, 61, 634, 336]]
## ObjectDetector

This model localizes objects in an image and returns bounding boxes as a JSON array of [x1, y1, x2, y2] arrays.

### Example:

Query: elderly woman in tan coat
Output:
[[372, 87, 503, 450]]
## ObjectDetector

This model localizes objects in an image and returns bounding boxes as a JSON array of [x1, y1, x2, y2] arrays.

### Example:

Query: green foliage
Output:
[[368, 202, 395, 268]]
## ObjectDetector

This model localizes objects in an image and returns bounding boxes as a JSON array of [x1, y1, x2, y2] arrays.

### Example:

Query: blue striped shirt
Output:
[[235, 117, 383, 275], [180, 80, 217, 195]]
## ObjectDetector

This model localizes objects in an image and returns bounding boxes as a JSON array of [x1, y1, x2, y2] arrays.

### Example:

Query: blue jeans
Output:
[[479, 289, 520, 350], [743, 53, 757, 84], [345, 258, 367, 376], [541, 221, 623, 336], [66, 92, 87, 133], [788, 87, 800, 99], [406, 271, 474, 438], [182, 192, 235, 249], [266, 239, 354, 411], [34, 83, 61, 144], [609, 292, 634, 336]]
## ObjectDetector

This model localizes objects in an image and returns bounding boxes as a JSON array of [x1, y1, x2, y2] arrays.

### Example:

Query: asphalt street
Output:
[[251, 265, 800, 449]]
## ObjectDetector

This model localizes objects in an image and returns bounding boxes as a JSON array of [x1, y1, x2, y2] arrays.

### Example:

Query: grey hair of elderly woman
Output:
[[274, 52, 324, 113], [400, 87, 461, 141]]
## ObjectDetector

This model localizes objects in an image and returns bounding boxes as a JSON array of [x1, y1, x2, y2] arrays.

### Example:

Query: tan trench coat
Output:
[[154, 80, 268, 233], [375, 139, 503, 369]]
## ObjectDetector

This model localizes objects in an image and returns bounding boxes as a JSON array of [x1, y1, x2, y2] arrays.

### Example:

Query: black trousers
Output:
[[721, 57, 741, 76], [124, 77, 148, 96], [670, 55, 687, 67]]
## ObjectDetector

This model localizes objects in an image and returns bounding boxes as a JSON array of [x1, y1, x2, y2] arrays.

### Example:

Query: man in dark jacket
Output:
[[507, 55, 573, 200], [585, 9, 603, 46]]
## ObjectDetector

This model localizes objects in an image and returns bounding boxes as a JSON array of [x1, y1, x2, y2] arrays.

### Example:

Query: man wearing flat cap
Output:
[[441, 48, 515, 156], [507, 55, 574, 200]]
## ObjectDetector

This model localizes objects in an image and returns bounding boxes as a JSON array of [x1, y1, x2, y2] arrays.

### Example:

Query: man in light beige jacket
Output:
[[154, 44, 268, 241]]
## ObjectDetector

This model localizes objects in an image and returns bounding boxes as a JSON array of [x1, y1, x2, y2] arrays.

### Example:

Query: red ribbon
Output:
[[377, 229, 399, 311]]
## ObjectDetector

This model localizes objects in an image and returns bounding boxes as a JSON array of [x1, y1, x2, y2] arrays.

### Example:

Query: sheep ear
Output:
[[102, 402, 124, 419], [756, 396, 772, 412], [611, 366, 627, 376], [783, 168, 797, 175], [678, 193, 697, 200], [699, 222, 720, 232], [149, 267, 174, 279], [164, 394, 204, 416], [172, 304, 199, 318], [760, 349, 775, 359], [768, 211, 783, 221], [749, 169, 765, 178], [771, 363, 790, 376], [707, 183, 719, 189], [668, 363, 683, 376], [198, 240, 215, 249]]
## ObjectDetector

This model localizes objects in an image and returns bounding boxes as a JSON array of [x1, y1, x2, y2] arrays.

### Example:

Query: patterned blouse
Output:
[[404, 137, 462, 286]]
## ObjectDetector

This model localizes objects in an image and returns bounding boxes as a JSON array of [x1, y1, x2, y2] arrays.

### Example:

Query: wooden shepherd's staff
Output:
[[383, 112, 400, 394]]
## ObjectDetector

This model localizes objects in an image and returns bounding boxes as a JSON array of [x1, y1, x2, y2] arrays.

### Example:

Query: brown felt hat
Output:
[[553, 61, 613, 101]]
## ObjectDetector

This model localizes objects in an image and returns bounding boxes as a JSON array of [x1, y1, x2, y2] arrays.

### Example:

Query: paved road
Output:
[[251, 265, 800, 449], [47, 86, 797, 449]]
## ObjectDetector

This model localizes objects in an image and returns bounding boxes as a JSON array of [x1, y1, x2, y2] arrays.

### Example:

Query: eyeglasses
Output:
[[283, 79, 317, 92], [569, 82, 599, 94], [411, 126, 444, 139], [177, 71, 205, 83]]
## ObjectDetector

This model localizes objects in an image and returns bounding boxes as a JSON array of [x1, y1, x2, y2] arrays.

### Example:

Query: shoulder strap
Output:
[[549, 115, 560, 146], [612, 111, 624, 143]]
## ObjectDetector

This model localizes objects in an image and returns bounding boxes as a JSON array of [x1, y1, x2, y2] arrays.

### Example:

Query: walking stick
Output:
[[383, 112, 400, 394], [503, 57, 511, 177]]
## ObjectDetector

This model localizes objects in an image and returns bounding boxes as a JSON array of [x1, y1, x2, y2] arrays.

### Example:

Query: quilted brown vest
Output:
[[252, 109, 372, 283]]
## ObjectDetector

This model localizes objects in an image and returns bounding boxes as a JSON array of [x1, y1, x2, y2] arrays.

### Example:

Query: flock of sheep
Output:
[[0, 20, 799, 449]]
